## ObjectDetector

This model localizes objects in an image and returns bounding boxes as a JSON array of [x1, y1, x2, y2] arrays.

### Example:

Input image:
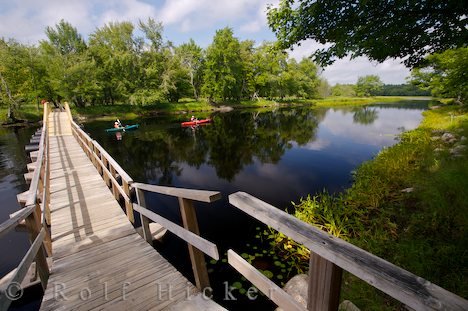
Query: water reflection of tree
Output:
[[0, 127, 35, 191], [352, 107, 379, 125], [99, 107, 326, 184]]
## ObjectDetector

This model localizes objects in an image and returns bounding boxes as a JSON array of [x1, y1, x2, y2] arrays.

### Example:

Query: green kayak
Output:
[[105, 124, 139, 132]]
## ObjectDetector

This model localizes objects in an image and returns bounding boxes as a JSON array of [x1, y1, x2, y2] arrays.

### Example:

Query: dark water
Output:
[[0, 126, 43, 310], [81, 101, 428, 309], [0, 101, 429, 310]]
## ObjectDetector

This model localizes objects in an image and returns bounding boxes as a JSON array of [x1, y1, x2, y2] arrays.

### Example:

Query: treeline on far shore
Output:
[[1, 18, 432, 123]]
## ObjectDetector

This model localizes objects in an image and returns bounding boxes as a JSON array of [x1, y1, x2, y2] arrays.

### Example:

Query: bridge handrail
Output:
[[132, 203, 219, 260], [132, 183, 221, 202], [229, 192, 468, 311], [1, 103, 51, 309], [133, 182, 221, 291], [63, 102, 134, 222], [62, 103, 219, 291]]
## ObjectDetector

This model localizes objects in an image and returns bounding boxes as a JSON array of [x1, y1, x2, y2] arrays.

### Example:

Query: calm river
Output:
[[0, 101, 430, 309]]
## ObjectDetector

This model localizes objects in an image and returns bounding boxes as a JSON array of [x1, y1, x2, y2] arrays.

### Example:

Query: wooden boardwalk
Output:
[[41, 111, 222, 310]]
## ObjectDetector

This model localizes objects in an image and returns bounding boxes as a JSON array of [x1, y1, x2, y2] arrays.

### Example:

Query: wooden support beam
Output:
[[178, 197, 210, 290], [24, 212, 49, 290], [27, 162, 37, 172], [25, 144, 39, 152], [24, 172, 34, 184], [29, 150, 39, 161], [307, 252, 342, 311], [136, 188, 152, 244]]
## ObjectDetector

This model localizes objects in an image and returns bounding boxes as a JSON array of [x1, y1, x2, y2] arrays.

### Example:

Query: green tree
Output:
[[89, 21, 142, 104], [40, 20, 97, 107], [267, 1, 468, 67], [355, 75, 383, 97], [410, 48, 468, 104], [252, 42, 288, 99], [0, 40, 44, 120], [202, 28, 243, 103], [176, 39, 204, 99], [331, 84, 356, 97]]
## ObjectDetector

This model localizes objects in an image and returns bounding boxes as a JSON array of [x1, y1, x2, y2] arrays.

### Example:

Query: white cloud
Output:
[[0, 0, 411, 85], [288, 39, 411, 85], [98, 0, 158, 25]]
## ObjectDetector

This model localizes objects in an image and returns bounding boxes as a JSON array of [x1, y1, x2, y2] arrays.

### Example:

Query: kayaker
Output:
[[114, 119, 123, 128], [190, 115, 197, 122]]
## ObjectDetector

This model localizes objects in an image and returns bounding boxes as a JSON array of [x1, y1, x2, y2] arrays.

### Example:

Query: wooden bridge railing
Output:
[[63, 103, 221, 291], [228, 192, 468, 311], [0, 103, 52, 310], [132, 183, 221, 291], [64, 103, 135, 223]]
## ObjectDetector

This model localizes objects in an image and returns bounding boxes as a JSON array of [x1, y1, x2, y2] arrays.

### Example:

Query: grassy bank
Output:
[[0, 103, 43, 125], [271, 104, 467, 309]]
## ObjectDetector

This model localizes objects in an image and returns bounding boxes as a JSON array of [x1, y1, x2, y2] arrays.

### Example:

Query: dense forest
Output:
[[0, 19, 324, 115], [0, 17, 464, 123]]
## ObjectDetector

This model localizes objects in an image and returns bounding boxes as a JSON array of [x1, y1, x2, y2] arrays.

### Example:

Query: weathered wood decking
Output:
[[41, 111, 221, 310]]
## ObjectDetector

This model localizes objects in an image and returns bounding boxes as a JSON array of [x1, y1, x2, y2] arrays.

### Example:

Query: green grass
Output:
[[0, 103, 43, 124]]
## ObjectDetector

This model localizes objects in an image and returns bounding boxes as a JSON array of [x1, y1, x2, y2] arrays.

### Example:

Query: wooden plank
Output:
[[133, 183, 221, 203], [0, 229, 47, 310], [27, 162, 37, 172], [25, 144, 39, 152], [133, 203, 219, 260], [229, 192, 468, 311], [0, 205, 35, 239], [16, 191, 29, 207], [179, 197, 210, 290], [307, 252, 342, 311], [227, 250, 306, 311], [24, 171, 34, 183], [29, 150, 39, 161]]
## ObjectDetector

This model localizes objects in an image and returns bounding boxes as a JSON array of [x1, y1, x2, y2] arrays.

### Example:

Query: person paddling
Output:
[[114, 119, 123, 128]]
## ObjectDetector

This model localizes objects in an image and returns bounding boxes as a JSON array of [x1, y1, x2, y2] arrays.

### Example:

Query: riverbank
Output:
[[0, 96, 432, 125], [273, 104, 467, 309], [68, 96, 431, 122]]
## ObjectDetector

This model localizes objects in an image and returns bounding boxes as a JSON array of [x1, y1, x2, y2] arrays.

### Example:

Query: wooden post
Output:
[[102, 156, 111, 187], [178, 197, 210, 290], [45, 138, 51, 225], [307, 252, 342, 311], [136, 188, 152, 244], [24, 209, 50, 290], [123, 181, 134, 223], [109, 166, 119, 200]]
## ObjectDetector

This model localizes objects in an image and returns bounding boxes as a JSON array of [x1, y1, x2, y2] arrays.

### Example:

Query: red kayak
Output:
[[181, 119, 212, 126]]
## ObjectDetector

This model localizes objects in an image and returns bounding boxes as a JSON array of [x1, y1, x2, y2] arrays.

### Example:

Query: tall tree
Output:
[[40, 20, 94, 107], [89, 21, 142, 104], [0, 39, 43, 120], [355, 75, 383, 97], [202, 28, 243, 103], [268, 0, 468, 67], [176, 39, 204, 99]]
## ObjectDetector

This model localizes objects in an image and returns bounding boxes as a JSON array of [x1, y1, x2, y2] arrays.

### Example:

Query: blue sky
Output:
[[0, 0, 410, 85]]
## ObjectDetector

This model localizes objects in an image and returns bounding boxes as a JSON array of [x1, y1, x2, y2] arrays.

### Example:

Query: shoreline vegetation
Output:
[[270, 103, 467, 309], [0, 96, 433, 125]]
